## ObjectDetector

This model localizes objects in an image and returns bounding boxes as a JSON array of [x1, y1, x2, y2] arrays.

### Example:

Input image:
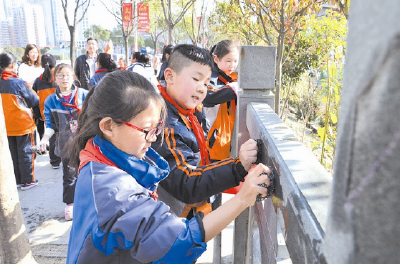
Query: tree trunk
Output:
[[70, 27, 76, 68], [168, 23, 173, 45], [124, 36, 129, 63], [274, 52, 283, 114], [0, 98, 35, 264]]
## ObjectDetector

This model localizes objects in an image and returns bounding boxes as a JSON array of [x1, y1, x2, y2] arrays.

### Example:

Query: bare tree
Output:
[[182, 0, 207, 46], [148, 2, 167, 53], [99, 0, 137, 63], [161, 0, 196, 44], [61, 0, 92, 68], [0, 100, 34, 264]]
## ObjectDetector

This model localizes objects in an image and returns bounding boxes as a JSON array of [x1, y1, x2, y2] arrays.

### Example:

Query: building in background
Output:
[[1, 0, 91, 49], [0, 0, 47, 47]]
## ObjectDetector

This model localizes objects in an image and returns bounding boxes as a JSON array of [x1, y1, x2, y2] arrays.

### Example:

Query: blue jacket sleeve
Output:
[[43, 95, 54, 129], [153, 214, 207, 264], [88, 163, 207, 263]]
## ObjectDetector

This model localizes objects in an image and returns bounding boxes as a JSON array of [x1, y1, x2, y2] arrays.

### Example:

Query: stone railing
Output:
[[225, 46, 332, 263]]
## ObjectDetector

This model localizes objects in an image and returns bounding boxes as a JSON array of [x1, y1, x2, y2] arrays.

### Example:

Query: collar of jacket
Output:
[[92, 135, 170, 191], [55, 83, 77, 101], [85, 51, 98, 60]]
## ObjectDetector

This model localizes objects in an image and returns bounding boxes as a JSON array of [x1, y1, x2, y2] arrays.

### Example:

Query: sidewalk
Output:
[[18, 153, 70, 263], [19, 152, 233, 263]]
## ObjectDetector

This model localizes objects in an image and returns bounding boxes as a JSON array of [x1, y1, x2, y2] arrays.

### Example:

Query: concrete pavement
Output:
[[18, 153, 70, 263]]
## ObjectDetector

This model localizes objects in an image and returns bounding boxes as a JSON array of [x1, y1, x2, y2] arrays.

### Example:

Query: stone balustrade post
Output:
[[231, 45, 276, 264]]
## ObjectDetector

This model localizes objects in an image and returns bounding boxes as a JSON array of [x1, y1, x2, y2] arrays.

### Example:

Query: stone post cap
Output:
[[238, 45, 276, 90]]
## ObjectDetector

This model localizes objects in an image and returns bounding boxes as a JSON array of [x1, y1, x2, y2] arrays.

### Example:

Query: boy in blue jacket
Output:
[[153, 44, 259, 218]]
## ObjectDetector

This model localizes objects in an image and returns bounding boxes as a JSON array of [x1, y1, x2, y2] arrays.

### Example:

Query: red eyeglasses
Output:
[[118, 119, 164, 141]]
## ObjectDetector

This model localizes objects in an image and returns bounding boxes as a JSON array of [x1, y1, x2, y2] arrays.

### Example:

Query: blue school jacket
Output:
[[67, 136, 207, 264]]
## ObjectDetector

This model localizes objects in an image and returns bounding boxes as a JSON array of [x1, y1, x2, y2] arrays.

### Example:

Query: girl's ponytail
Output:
[[41, 54, 56, 83], [97, 53, 117, 72], [210, 44, 217, 56]]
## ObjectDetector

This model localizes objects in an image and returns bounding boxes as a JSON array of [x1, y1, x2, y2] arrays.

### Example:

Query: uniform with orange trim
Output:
[[153, 90, 247, 219], [151, 45, 251, 219], [0, 67, 40, 187], [203, 69, 238, 161]]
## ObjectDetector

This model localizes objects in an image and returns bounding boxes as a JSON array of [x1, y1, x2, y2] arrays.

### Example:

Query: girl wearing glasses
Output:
[[38, 63, 88, 221], [66, 70, 270, 264]]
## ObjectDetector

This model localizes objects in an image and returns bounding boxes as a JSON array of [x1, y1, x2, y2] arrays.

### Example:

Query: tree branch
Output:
[[77, 0, 92, 24], [172, 0, 196, 26]]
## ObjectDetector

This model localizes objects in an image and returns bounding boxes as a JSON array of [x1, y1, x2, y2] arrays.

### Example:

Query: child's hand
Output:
[[239, 139, 258, 171], [38, 135, 50, 152], [236, 164, 271, 207], [227, 82, 238, 92]]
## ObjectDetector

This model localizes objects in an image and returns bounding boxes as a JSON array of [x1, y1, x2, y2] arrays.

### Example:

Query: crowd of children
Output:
[[0, 39, 273, 263]]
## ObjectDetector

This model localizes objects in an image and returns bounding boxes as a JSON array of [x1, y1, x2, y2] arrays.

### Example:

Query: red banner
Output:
[[137, 2, 150, 33], [122, 3, 133, 33], [122, 3, 132, 22]]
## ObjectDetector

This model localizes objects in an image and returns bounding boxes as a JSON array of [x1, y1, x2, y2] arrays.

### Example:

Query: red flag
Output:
[[104, 40, 113, 55]]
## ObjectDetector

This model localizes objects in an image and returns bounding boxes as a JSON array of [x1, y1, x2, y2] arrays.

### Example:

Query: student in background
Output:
[[88, 53, 118, 90], [118, 57, 127, 70], [66, 70, 270, 263], [38, 64, 88, 220], [203, 40, 239, 162], [0, 51, 40, 190], [153, 44, 259, 218], [157, 44, 174, 86], [127, 52, 155, 87], [18, 44, 44, 87], [152, 54, 160, 76], [32, 53, 61, 168], [126, 51, 141, 71]]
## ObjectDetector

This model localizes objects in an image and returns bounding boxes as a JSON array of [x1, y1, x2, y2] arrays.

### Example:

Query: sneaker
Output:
[[16, 184, 22, 189], [65, 204, 73, 221], [21, 180, 38, 190], [52, 164, 60, 169]]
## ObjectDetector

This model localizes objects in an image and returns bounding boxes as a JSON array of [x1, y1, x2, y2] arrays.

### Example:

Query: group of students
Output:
[[0, 39, 272, 263]]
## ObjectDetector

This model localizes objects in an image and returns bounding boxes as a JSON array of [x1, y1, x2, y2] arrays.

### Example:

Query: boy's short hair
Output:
[[167, 44, 213, 74]]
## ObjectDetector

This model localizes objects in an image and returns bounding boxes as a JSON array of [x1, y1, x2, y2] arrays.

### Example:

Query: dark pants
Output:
[[8, 133, 36, 184], [62, 158, 76, 204], [37, 119, 45, 138], [49, 134, 61, 166], [37, 119, 61, 165]]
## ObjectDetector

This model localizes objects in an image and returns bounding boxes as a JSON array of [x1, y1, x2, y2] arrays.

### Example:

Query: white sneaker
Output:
[[65, 204, 73, 221], [21, 180, 39, 190]]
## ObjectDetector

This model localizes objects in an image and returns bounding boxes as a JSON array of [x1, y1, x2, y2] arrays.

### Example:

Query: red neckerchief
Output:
[[158, 85, 210, 166], [79, 138, 158, 201], [218, 71, 238, 84], [1, 71, 18, 81], [95, 68, 107, 74], [61, 87, 81, 115]]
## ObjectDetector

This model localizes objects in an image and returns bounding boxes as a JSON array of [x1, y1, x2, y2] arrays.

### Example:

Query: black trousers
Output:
[[49, 134, 61, 166], [37, 119, 61, 165], [62, 157, 76, 204], [8, 133, 36, 184]]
